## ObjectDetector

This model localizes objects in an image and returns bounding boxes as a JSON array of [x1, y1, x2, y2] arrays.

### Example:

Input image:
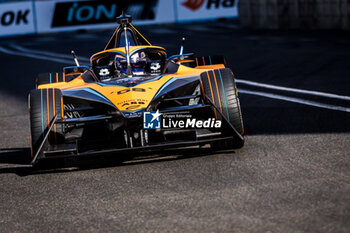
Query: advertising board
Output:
[[0, 0, 238, 37], [0, 1, 35, 37], [175, 0, 238, 21], [35, 0, 175, 33]]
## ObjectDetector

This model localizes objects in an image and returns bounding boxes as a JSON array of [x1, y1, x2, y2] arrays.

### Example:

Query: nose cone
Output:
[[113, 90, 151, 112]]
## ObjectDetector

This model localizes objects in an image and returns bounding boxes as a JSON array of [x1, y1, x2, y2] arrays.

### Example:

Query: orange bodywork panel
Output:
[[38, 45, 226, 112], [195, 64, 225, 70], [37, 65, 211, 112]]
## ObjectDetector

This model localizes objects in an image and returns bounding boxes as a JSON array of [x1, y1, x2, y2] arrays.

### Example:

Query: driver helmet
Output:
[[115, 52, 147, 75]]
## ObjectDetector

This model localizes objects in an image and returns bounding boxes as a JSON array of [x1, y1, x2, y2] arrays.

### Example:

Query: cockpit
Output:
[[91, 47, 167, 81], [88, 13, 169, 82]]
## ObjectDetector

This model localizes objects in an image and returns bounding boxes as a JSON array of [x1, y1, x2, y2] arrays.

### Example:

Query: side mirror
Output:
[[167, 53, 194, 63], [163, 53, 194, 73], [63, 66, 98, 82], [63, 66, 90, 76]]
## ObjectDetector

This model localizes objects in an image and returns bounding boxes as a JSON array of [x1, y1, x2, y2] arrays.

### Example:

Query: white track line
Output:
[[238, 89, 350, 113], [236, 79, 350, 101], [0, 46, 73, 64], [9, 44, 90, 62]]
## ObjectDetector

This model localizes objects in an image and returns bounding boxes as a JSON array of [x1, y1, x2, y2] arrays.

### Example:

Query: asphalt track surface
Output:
[[0, 21, 349, 232]]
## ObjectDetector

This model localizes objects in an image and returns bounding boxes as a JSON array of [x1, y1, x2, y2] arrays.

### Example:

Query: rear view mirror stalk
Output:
[[71, 50, 80, 66], [179, 37, 185, 55]]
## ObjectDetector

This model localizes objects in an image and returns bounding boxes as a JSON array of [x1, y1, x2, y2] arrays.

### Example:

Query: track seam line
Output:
[[236, 78, 350, 101], [238, 88, 350, 113]]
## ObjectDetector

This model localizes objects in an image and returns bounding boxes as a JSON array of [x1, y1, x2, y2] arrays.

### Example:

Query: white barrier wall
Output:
[[0, 0, 238, 37], [0, 1, 35, 36]]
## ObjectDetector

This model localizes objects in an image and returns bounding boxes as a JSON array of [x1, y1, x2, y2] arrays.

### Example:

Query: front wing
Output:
[[31, 101, 244, 164]]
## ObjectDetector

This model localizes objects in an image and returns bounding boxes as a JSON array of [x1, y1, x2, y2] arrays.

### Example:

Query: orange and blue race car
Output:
[[28, 13, 244, 166]]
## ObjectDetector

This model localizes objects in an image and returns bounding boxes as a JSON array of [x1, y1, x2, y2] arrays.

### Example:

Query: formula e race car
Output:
[[28, 14, 244, 165]]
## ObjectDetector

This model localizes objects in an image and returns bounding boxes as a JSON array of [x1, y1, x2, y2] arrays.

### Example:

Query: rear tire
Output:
[[29, 88, 64, 161], [200, 68, 244, 150], [36, 72, 73, 87]]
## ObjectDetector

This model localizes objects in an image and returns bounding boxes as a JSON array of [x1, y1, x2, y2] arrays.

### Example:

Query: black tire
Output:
[[200, 68, 244, 150], [29, 88, 64, 160], [36, 72, 74, 87]]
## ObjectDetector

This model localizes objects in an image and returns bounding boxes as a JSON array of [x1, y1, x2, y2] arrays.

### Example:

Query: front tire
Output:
[[29, 88, 64, 160], [200, 68, 244, 150]]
